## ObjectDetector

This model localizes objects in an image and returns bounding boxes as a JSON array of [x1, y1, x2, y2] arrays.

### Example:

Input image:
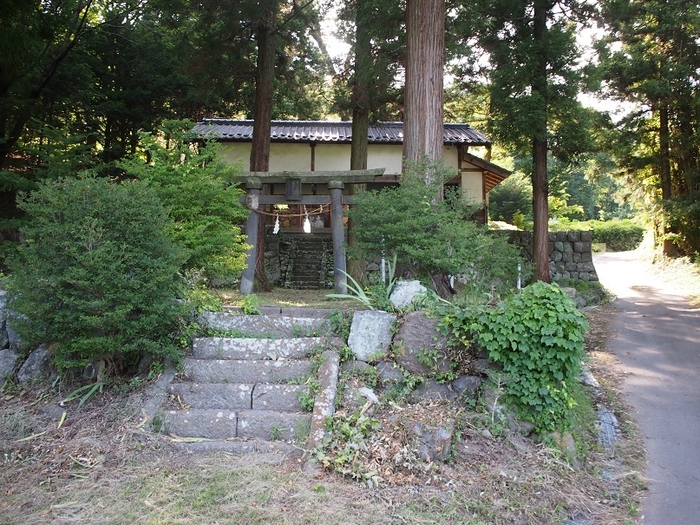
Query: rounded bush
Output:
[[443, 281, 588, 433], [7, 176, 186, 371]]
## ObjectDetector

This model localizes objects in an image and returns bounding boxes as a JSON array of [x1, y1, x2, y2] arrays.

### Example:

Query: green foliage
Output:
[[327, 257, 398, 311], [181, 268, 223, 315], [119, 120, 249, 282], [241, 294, 261, 315], [329, 310, 353, 340], [556, 219, 644, 251], [326, 269, 375, 309], [489, 171, 533, 224], [313, 410, 382, 487], [664, 194, 700, 255], [349, 162, 524, 299], [6, 176, 186, 372], [297, 378, 319, 412], [444, 282, 589, 433], [62, 381, 105, 410]]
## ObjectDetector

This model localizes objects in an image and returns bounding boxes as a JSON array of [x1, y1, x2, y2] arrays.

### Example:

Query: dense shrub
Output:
[[664, 194, 700, 255], [348, 162, 525, 299], [119, 120, 249, 282], [6, 176, 186, 371], [440, 282, 589, 433], [555, 219, 644, 251]]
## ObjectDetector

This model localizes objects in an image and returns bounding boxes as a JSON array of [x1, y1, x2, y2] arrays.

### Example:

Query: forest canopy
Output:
[[1, 0, 699, 267]]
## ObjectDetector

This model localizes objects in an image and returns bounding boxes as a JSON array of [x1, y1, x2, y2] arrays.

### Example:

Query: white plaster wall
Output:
[[460, 171, 484, 204], [442, 146, 459, 171], [219, 143, 251, 169], [315, 144, 351, 171], [367, 145, 403, 174], [219, 141, 469, 186], [269, 143, 312, 171]]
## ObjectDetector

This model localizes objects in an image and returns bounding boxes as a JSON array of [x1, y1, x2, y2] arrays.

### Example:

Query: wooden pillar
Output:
[[240, 178, 262, 295], [328, 181, 347, 294]]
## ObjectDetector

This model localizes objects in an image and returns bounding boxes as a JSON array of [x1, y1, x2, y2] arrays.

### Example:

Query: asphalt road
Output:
[[593, 252, 700, 525]]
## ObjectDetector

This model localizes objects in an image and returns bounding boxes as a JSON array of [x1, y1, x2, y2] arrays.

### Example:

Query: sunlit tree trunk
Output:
[[249, 6, 277, 291], [347, 0, 372, 285], [403, 0, 445, 198], [531, 0, 551, 283]]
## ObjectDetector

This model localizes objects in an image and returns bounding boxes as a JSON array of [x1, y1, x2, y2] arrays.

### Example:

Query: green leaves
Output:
[[441, 281, 588, 433], [348, 161, 524, 300], [7, 176, 186, 372], [119, 121, 249, 282]]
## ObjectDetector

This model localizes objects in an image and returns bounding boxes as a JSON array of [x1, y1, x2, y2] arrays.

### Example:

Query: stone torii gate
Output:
[[237, 169, 384, 295]]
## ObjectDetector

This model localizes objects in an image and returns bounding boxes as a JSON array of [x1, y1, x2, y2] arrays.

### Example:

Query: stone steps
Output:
[[181, 358, 313, 384], [199, 312, 332, 338], [164, 408, 310, 441], [192, 336, 335, 361], [161, 310, 340, 450]]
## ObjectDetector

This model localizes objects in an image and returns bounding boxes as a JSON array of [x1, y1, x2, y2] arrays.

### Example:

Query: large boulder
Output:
[[390, 280, 428, 309], [347, 310, 396, 362], [0, 348, 20, 380], [393, 311, 452, 375], [17, 343, 56, 385]]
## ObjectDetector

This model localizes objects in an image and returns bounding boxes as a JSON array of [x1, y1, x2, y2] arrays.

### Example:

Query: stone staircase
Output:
[[162, 309, 340, 452], [280, 233, 333, 290]]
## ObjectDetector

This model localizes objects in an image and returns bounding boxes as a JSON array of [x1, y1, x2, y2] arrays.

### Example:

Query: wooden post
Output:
[[240, 178, 262, 295], [328, 181, 347, 294]]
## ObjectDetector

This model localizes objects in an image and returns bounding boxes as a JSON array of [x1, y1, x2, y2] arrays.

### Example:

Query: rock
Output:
[[408, 379, 456, 403], [550, 430, 581, 469], [376, 361, 403, 386], [0, 329, 8, 351], [505, 412, 535, 435], [39, 404, 67, 421], [0, 348, 20, 379], [356, 386, 380, 404], [5, 316, 21, 350], [451, 375, 482, 399], [561, 287, 577, 299], [17, 343, 56, 385], [389, 280, 428, 309], [472, 358, 497, 375], [340, 360, 374, 375], [597, 407, 620, 451], [0, 290, 7, 323], [347, 310, 395, 362], [407, 418, 455, 462], [393, 311, 452, 375]]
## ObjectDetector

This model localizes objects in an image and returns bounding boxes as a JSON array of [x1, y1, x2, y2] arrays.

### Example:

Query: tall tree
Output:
[[596, 0, 700, 254], [403, 0, 446, 195], [455, 0, 594, 281]]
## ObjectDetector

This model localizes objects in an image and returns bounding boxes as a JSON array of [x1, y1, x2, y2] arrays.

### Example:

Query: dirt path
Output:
[[594, 252, 700, 525]]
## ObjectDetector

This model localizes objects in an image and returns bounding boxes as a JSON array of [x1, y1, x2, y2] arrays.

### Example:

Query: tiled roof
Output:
[[191, 119, 491, 146]]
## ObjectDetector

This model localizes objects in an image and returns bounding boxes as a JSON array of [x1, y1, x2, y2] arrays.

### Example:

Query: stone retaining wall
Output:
[[507, 230, 598, 282]]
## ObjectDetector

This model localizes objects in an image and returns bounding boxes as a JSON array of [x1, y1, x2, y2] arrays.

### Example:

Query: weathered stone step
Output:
[[183, 358, 312, 383], [200, 312, 332, 338], [168, 382, 308, 411], [164, 408, 311, 441], [192, 336, 338, 361], [288, 283, 328, 289], [291, 270, 323, 277]]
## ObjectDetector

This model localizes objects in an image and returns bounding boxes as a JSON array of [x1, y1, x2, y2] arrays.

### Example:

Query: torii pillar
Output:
[[236, 169, 384, 295], [240, 177, 262, 295], [328, 180, 347, 294]]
